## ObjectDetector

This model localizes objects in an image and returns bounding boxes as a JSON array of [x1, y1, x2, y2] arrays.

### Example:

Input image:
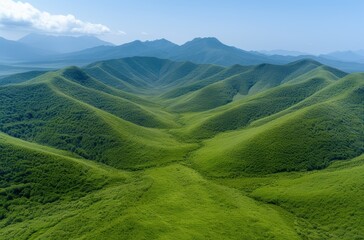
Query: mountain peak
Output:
[[145, 38, 172, 43], [192, 37, 222, 43], [183, 37, 225, 48], [289, 58, 322, 67], [126, 40, 143, 45], [61, 66, 90, 83], [143, 38, 178, 49]]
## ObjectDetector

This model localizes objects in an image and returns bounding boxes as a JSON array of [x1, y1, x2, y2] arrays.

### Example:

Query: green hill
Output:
[[0, 70, 195, 170], [0, 56, 363, 239], [0, 70, 47, 86], [180, 64, 347, 138], [216, 154, 364, 239], [0, 134, 301, 239], [190, 74, 363, 176], [164, 59, 343, 112]]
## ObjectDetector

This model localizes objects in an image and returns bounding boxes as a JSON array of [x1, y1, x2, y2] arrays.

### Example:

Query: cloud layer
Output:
[[0, 0, 110, 34]]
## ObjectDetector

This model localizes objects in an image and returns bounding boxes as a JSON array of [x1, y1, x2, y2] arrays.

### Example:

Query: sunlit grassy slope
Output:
[[215, 154, 364, 240], [0, 71, 195, 169], [190, 74, 363, 175], [0, 57, 363, 239], [0, 139, 300, 240], [0, 70, 47, 86]]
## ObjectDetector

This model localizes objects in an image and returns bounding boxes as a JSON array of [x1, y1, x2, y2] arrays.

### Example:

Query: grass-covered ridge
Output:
[[0, 56, 363, 239]]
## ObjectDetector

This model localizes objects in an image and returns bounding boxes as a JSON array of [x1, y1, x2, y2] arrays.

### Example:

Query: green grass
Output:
[[190, 101, 363, 176], [0, 57, 363, 239], [0, 132, 123, 225], [0, 153, 301, 240], [213, 155, 364, 239], [251, 154, 364, 239], [54, 69, 177, 128], [181, 76, 332, 138], [0, 70, 47, 86], [163, 59, 345, 112], [0, 76, 195, 170], [188, 72, 363, 176]]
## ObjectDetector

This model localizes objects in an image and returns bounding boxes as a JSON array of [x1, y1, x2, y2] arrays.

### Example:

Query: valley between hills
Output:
[[0, 56, 363, 239]]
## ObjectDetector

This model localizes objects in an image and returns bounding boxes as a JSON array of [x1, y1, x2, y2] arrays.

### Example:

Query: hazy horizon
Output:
[[1, 0, 363, 54]]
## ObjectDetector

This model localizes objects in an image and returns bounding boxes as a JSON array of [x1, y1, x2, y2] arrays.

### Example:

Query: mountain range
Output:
[[1, 34, 364, 74], [18, 33, 114, 53], [45, 37, 364, 73], [320, 50, 364, 64], [0, 55, 363, 239], [0, 34, 113, 62], [0, 36, 51, 61], [259, 49, 309, 56]]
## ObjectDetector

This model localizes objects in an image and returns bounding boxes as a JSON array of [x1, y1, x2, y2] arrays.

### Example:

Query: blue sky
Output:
[[1, 0, 363, 54]]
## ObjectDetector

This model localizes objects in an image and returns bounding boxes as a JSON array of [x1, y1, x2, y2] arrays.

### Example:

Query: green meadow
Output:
[[0, 57, 363, 239]]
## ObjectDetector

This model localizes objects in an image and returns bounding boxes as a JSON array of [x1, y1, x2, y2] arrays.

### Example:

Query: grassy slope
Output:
[[0, 57, 363, 239], [0, 135, 300, 240], [165, 60, 336, 112], [190, 74, 363, 175], [251, 154, 364, 240], [2, 133, 363, 239], [215, 154, 364, 240], [0, 132, 300, 240], [55, 68, 177, 128], [180, 76, 332, 138], [0, 131, 123, 224], [0, 71, 47, 86], [84, 57, 224, 94], [0, 74, 195, 169]]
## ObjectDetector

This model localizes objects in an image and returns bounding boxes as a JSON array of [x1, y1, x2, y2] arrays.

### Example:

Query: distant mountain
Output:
[[18, 33, 114, 53], [356, 50, 364, 57], [2, 36, 364, 73], [54, 37, 364, 72], [58, 38, 177, 63], [170, 37, 274, 65], [0, 37, 52, 61], [269, 54, 364, 73], [143, 38, 179, 51], [57, 37, 275, 66], [0, 64, 50, 76], [260, 49, 309, 56], [320, 51, 364, 64]]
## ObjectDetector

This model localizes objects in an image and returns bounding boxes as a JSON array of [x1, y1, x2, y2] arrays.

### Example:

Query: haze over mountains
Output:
[[1, 34, 364, 74], [0, 34, 114, 61], [259, 50, 309, 56], [18, 33, 114, 53], [0, 36, 51, 61], [321, 50, 364, 64]]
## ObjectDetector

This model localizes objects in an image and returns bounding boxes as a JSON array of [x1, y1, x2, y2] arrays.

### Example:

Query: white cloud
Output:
[[0, 0, 110, 34], [141, 32, 148, 35], [116, 30, 127, 35]]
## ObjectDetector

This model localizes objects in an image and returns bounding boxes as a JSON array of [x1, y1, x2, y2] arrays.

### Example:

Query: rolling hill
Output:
[[0, 56, 363, 239]]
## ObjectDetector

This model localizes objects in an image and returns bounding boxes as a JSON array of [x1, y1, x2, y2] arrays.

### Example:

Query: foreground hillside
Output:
[[0, 57, 363, 239]]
